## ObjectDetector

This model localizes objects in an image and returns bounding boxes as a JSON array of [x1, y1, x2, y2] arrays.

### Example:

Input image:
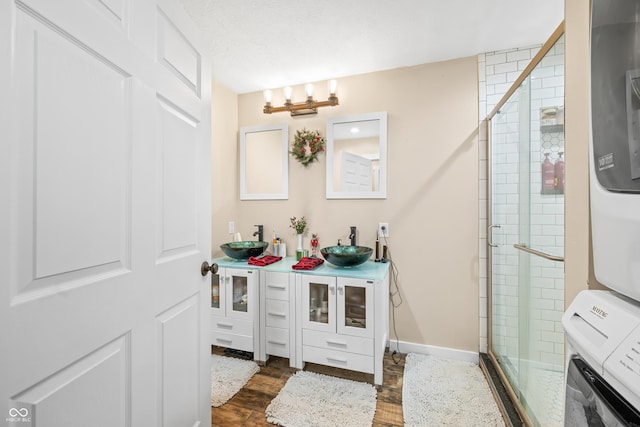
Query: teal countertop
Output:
[[212, 256, 390, 281]]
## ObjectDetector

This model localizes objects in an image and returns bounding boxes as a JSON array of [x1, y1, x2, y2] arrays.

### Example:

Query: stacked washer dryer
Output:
[[562, 0, 640, 425]]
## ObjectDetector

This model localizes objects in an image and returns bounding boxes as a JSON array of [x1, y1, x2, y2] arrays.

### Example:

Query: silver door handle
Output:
[[488, 224, 501, 247]]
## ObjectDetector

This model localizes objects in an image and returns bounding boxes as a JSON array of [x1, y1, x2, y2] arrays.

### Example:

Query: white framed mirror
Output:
[[326, 112, 387, 199], [240, 123, 288, 200]]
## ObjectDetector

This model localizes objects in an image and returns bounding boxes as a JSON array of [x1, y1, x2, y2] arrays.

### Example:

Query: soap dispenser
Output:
[[542, 152, 555, 193]]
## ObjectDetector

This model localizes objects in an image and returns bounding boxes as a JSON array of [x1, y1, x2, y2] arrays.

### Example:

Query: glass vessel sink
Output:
[[320, 245, 373, 267], [220, 241, 268, 260]]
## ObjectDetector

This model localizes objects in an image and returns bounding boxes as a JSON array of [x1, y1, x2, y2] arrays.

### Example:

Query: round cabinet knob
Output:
[[201, 261, 219, 277]]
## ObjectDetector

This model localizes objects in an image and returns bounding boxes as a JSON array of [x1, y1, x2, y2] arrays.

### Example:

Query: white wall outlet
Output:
[[378, 223, 389, 238], [228, 221, 235, 234]]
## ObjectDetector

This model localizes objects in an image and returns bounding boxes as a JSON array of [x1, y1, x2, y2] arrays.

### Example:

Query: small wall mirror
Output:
[[240, 123, 288, 200], [326, 112, 387, 199]]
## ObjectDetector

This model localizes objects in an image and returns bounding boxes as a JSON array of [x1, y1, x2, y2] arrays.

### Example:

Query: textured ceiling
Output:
[[179, 0, 564, 94]]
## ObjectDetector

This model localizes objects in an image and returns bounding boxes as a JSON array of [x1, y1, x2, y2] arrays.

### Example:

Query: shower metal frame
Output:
[[484, 21, 565, 427]]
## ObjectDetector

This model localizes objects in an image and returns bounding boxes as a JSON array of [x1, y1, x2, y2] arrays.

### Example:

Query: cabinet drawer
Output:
[[211, 315, 253, 336], [302, 329, 373, 356], [265, 326, 289, 358], [302, 345, 374, 374], [265, 272, 290, 301], [212, 331, 253, 352], [265, 299, 290, 329]]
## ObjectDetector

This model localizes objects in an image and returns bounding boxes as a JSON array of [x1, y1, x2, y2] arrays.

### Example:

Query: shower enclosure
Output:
[[486, 28, 565, 426]]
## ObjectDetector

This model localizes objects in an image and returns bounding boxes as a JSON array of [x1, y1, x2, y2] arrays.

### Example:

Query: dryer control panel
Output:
[[605, 325, 640, 411]]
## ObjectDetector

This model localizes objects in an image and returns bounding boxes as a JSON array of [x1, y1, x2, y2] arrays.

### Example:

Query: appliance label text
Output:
[[598, 153, 614, 171], [591, 305, 609, 319]]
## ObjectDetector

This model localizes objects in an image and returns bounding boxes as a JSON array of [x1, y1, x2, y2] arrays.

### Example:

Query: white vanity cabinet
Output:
[[210, 267, 259, 353], [210, 257, 389, 383], [258, 271, 296, 366], [295, 272, 388, 385]]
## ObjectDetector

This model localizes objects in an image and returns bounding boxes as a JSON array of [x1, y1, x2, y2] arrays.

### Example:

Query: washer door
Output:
[[565, 357, 640, 426]]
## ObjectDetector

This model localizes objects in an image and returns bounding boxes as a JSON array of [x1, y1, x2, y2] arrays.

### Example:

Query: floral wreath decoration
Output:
[[290, 128, 325, 166]]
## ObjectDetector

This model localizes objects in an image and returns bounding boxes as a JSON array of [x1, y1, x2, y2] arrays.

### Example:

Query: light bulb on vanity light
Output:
[[305, 83, 314, 98], [262, 89, 274, 114], [263, 89, 273, 104], [328, 79, 337, 95], [284, 86, 293, 101]]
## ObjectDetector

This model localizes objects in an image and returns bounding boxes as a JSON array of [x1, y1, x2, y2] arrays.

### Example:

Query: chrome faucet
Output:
[[253, 224, 264, 242], [349, 226, 356, 246]]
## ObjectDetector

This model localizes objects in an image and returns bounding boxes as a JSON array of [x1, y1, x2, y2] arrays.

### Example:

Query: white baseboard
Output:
[[387, 339, 479, 365]]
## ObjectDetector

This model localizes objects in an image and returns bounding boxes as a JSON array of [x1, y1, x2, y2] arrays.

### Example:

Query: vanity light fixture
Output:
[[263, 80, 339, 116]]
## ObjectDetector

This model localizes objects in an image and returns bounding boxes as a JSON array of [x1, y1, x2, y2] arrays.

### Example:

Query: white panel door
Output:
[[341, 151, 372, 192], [0, 0, 212, 426]]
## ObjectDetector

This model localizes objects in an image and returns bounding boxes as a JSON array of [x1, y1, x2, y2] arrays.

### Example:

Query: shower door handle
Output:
[[488, 224, 501, 247], [514, 243, 564, 262]]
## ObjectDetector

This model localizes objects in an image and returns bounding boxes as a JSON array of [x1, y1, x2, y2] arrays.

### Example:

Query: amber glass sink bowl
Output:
[[320, 245, 373, 267], [220, 241, 268, 260]]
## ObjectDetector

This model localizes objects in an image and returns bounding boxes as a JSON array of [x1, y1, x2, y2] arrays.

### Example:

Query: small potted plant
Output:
[[290, 216, 307, 259]]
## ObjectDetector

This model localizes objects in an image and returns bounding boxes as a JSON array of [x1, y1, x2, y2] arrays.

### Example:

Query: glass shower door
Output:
[[489, 85, 525, 398], [488, 34, 565, 427]]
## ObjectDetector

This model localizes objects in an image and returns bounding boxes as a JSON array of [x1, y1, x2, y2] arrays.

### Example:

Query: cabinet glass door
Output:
[[301, 275, 335, 333], [210, 272, 225, 316], [337, 278, 374, 338], [225, 269, 255, 320], [231, 275, 248, 313]]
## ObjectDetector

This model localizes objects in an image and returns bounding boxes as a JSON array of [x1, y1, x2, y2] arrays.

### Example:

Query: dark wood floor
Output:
[[211, 346, 405, 426]]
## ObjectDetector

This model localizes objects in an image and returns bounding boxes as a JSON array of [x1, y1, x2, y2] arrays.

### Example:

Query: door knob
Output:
[[201, 261, 218, 276]]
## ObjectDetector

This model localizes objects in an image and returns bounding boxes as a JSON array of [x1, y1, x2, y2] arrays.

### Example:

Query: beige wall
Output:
[[212, 57, 480, 352], [565, 0, 606, 306], [211, 81, 239, 251]]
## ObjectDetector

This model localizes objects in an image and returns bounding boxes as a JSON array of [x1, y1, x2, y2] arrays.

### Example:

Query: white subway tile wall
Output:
[[477, 39, 564, 371]]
